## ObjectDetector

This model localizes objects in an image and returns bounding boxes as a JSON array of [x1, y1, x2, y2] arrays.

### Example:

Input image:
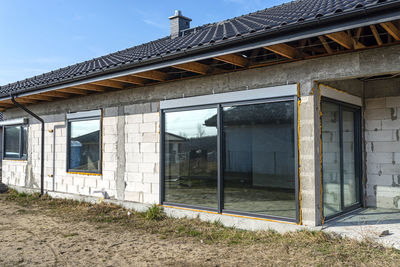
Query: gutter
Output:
[[11, 96, 45, 196], [1, 2, 400, 101]]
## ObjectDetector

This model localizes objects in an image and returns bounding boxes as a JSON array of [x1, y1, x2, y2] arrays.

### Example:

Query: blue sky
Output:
[[0, 0, 288, 86]]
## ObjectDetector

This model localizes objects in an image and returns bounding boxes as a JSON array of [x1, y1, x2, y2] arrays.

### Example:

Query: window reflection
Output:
[[221, 102, 296, 218], [164, 108, 218, 209], [4, 126, 20, 159], [68, 119, 101, 172]]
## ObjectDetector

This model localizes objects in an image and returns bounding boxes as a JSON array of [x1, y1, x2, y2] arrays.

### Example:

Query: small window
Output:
[[3, 124, 28, 159], [67, 111, 102, 174]]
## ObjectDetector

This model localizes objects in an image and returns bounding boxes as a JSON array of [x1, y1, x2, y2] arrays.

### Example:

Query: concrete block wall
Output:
[[2, 105, 160, 205], [2, 160, 28, 187], [365, 96, 400, 209], [124, 109, 160, 204]]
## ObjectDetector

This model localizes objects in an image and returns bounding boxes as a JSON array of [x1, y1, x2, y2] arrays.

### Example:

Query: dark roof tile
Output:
[[0, 0, 396, 97]]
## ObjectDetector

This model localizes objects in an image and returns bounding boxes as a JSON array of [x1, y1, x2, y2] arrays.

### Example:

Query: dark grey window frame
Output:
[[66, 110, 102, 174], [160, 96, 300, 223], [321, 97, 363, 221], [2, 124, 28, 160]]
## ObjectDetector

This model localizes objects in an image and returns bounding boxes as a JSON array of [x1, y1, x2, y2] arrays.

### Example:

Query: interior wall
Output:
[[364, 78, 400, 209], [320, 77, 400, 210]]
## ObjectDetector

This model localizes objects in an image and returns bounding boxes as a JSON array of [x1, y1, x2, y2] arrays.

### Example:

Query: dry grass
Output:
[[2, 189, 400, 266]]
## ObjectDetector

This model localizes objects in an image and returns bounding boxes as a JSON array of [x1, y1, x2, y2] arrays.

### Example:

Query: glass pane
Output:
[[69, 119, 101, 172], [343, 111, 357, 207], [322, 102, 341, 217], [4, 126, 20, 159], [164, 108, 218, 209], [223, 102, 296, 219], [22, 126, 27, 158]]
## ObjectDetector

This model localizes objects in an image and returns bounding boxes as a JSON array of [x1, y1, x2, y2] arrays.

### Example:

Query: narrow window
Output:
[[67, 112, 102, 174], [3, 124, 27, 160]]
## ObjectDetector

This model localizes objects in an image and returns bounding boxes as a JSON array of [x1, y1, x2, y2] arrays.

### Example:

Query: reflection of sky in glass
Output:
[[71, 120, 100, 138], [166, 108, 217, 138]]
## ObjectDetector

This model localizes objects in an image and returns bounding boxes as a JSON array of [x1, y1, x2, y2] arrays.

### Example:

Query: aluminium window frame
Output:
[[2, 124, 28, 160], [160, 95, 300, 223], [321, 97, 363, 221], [66, 110, 103, 175]]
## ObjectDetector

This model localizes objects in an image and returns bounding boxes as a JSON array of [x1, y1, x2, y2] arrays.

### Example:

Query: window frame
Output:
[[321, 97, 363, 221], [2, 124, 28, 160], [160, 94, 300, 223], [66, 110, 102, 175]]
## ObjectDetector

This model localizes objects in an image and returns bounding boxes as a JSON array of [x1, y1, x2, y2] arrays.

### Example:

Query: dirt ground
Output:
[[0, 191, 399, 266], [0, 198, 287, 266]]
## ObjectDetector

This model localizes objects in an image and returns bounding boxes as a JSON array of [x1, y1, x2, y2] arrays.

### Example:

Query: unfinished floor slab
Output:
[[323, 208, 400, 250]]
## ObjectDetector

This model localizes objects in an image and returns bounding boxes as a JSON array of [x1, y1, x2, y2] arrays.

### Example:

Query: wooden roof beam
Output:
[[40, 91, 70, 98], [214, 54, 248, 68], [0, 102, 15, 108], [264, 44, 300, 59], [57, 88, 89, 95], [7, 98, 37, 104], [325, 31, 365, 49], [172, 62, 210, 75], [370, 25, 383, 46], [73, 84, 108, 92], [380, 22, 400, 41], [111, 76, 146, 86], [318, 36, 333, 54], [132, 70, 167, 81], [22, 94, 54, 101], [91, 80, 126, 89]]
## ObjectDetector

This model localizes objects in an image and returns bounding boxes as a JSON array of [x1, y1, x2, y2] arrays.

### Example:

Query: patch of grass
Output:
[[145, 204, 165, 221], [3, 189, 400, 266]]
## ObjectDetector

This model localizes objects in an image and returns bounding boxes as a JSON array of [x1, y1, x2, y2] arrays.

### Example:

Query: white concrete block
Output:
[[365, 97, 386, 109], [141, 143, 156, 153], [365, 130, 395, 142], [142, 133, 158, 143], [364, 109, 392, 120], [140, 123, 156, 133], [382, 117, 400, 130], [139, 163, 155, 173], [142, 153, 159, 163], [84, 177, 97, 188], [386, 96, 400, 108], [143, 113, 159, 123], [143, 172, 159, 183]]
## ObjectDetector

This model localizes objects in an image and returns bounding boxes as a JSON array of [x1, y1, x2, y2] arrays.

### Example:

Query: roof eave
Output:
[[2, 1, 400, 101]]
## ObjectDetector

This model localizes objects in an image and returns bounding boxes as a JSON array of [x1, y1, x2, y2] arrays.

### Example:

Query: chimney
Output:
[[169, 10, 192, 39]]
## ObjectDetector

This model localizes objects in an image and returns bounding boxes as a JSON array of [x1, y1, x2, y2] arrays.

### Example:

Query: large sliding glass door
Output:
[[321, 99, 361, 219], [162, 97, 298, 222], [222, 102, 296, 219]]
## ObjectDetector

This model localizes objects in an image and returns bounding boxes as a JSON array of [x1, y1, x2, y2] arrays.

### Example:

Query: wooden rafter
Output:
[[370, 25, 383, 46], [40, 91, 70, 98], [172, 62, 210, 75], [73, 84, 107, 92], [214, 54, 248, 68], [326, 31, 365, 49], [91, 80, 126, 89], [380, 22, 400, 41], [57, 88, 88, 95], [0, 102, 15, 108], [264, 44, 299, 59], [5, 98, 37, 104], [111, 76, 146, 86], [318, 36, 333, 54], [22, 94, 54, 101], [132, 70, 167, 81]]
